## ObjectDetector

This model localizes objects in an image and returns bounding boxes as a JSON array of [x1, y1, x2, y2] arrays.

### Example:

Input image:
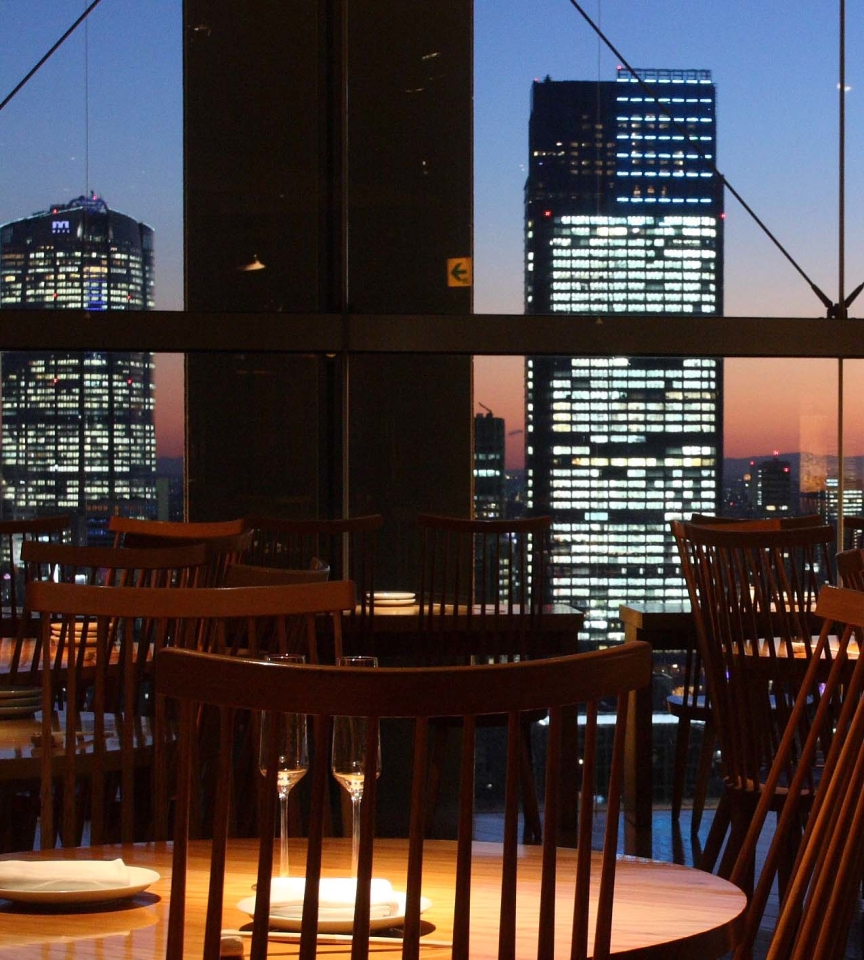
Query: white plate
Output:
[[0, 866, 160, 904], [372, 592, 415, 602], [373, 598, 416, 608], [236, 892, 432, 934]]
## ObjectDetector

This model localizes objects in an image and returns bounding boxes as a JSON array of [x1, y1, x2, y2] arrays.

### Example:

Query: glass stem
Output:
[[279, 793, 289, 878], [351, 793, 362, 878]]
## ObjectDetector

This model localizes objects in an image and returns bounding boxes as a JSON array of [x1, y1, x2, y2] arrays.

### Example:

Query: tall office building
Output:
[[474, 410, 507, 519], [756, 456, 792, 514], [0, 195, 157, 540], [525, 69, 723, 644]]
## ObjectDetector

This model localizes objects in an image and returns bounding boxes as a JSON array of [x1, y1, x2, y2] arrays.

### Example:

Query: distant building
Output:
[[756, 456, 792, 514], [474, 410, 506, 519], [0, 195, 156, 540], [524, 70, 723, 644]]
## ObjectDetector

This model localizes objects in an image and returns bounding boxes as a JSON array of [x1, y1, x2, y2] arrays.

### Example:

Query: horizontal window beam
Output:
[[0, 309, 861, 359]]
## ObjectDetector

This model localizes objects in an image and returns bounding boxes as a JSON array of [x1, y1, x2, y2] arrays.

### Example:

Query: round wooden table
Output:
[[0, 837, 746, 958]]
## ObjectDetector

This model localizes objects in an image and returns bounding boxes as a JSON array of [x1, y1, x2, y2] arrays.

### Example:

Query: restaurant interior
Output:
[[2, 1, 864, 958]]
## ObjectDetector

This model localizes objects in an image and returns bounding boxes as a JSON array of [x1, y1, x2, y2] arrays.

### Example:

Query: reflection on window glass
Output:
[[0, 3, 183, 538]]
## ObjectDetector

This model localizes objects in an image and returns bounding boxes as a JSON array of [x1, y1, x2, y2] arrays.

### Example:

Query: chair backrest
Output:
[[244, 514, 382, 624], [108, 516, 247, 547], [156, 641, 651, 960], [836, 546, 864, 590], [671, 521, 836, 803], [0, 514, 72, 638], [26, 579, 355, 849], [674, 515, 832, 712], [729, 584, 864, 958], [7, 540, 211, 681], [22, 540, 211, 587], [223, 558, 330, 587], [416, 514, 551, 656], [688, 513, 826, 530], [110, 518, 253, 588]]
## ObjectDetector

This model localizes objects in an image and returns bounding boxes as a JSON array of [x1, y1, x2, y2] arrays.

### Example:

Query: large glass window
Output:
[[0, 2, 183, 537], [472, 2, 863, 642]]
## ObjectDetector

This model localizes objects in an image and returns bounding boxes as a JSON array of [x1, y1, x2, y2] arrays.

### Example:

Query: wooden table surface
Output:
[[0, 837, 746, 959], [0, 711, 155, 783]]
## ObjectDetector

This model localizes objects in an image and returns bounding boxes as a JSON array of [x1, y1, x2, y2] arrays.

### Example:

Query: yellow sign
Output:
[[447, 257, 472, 287]]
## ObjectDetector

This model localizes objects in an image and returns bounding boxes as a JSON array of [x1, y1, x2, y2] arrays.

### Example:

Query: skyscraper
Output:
[[524, 69, 723, 644], [474, 410, 506, 519], [0, 195, 157, 540]]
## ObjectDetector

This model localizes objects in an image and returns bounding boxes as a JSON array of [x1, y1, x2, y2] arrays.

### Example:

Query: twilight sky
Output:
[[2, 2, 863, 467]]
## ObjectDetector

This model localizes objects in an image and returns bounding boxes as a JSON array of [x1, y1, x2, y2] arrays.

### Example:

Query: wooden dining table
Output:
[[0, 837, 746, 958], [0, 711, 156, 784]]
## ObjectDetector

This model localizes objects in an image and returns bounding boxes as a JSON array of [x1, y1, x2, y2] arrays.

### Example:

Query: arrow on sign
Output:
[[447, 257, 472, 287]]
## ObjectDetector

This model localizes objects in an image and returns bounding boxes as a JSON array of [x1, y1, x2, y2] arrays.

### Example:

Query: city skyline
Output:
[[0, 194, 157, 537], [2, 3, 864, 468]]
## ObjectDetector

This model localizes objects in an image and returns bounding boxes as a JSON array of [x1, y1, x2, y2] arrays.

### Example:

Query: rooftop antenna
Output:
[[84, 2, 90, 196]]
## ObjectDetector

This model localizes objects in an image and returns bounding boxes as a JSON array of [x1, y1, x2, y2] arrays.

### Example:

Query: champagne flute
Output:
[[259, 653, 308, 878], [331, 655, 381, 877]]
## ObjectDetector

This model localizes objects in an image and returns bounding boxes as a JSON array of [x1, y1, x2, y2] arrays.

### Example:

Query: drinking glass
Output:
[[331, 655, 381, 877], [258, 653, 308, 878]]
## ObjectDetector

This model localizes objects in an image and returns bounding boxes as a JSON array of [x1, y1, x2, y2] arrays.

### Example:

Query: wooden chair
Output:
[[8, 540, 211, 682], [223, 558, 330, 587], [417, 514, 550, 650], [109, 516, 253, 588], [416, 513, 552, 843], [0, 514, 71, 640], [156, 641, 651, 960], [672, 520, 836, 879], [669, 514, 827, 833], [836, 546, 864, 590], [244, 514, 382, 629], [26, 579, 355, 849], [729, 584, 864, 959], [222, 562, 333, 662], [108, 516, 247, 548]]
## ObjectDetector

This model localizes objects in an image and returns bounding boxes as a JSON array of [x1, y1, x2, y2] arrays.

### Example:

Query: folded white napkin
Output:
[[267, 876, 400, 920], [0, 858, 130, 891]]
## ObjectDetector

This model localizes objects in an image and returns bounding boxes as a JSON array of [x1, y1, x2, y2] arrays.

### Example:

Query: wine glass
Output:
[[331, 655, 381, 877], [258, 653, 308, 878]]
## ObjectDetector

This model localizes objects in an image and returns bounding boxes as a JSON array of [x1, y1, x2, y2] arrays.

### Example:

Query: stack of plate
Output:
[[0, 686, 41, 720], [50, 620, 97, 645], [371, 591, 416, 608]]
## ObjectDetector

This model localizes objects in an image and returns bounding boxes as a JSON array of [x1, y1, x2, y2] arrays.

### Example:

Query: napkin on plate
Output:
[[267, 876, 400, 920], [0, 858, 130, 891]]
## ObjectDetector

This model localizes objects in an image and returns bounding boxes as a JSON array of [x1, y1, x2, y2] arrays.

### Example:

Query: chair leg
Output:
[[670, 714, 691, 823], [519, 720, 542, 844], [718, 793, 757, 885], [700, 790, 730, 873], [690, 719, 716, 835]]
